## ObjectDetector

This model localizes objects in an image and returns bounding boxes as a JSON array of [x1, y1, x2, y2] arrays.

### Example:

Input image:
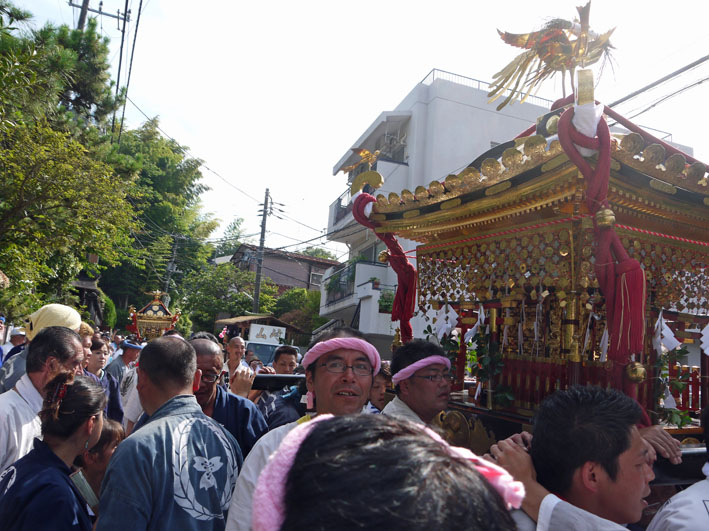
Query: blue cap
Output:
[[122, 340, 143, 350]]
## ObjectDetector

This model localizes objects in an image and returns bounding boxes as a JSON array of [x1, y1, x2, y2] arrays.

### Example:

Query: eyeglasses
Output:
[[412, 373, 455, 383], [201, 373, 220, 383], [319, 359, 373, 377]]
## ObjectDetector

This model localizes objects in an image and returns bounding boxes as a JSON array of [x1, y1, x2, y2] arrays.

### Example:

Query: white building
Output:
[[319, 69, 553, 356]]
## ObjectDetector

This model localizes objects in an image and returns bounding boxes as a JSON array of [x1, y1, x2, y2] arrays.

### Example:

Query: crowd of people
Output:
[[0, 302, 706, 530]]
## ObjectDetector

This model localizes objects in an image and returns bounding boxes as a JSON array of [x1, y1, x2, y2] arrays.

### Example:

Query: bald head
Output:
[[226, 336, 245, 373]]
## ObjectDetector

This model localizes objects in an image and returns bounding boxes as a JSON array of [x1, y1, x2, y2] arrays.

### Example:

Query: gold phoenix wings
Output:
[[488, 2, 614, 110]]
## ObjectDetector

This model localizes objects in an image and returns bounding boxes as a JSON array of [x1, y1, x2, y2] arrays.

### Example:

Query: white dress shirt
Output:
[[0, 373, 43, 472]]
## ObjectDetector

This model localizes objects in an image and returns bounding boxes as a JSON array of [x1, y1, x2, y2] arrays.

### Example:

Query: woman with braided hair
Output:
[[0, 372, 106, 530]]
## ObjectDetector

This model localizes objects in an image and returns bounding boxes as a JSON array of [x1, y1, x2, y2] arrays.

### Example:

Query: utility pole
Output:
[[252, 189, 270, 313], [77, 0, 90, 30], [68, 1, 131, 31], [162, 236, 181, 308]]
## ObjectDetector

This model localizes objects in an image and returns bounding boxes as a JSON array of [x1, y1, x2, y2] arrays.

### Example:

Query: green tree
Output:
[[0, 121, 138, 316], [101, 291, 117, 329], [276, 288, 326, 334], [181, 263, 277, 332], [100, 119, 217, 309], [30, 18, 121, 132], [301, 246, 337, 260], [212, 217, 245, 258], [274, 287, 309, 317]]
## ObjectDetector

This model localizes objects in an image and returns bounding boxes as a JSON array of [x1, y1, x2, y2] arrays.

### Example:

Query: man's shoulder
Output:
[[224, 389, 261, 412], [0, 386, 26, 411], [249, 419, 298, 451], [650, 477, 709, 521]]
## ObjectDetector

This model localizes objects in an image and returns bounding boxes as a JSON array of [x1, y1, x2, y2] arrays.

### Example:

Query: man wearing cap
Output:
[[1, 329, 27, 365], [104, 338, 142, 389], [225, 327, 380, 531], [382, 339, 453, 425], [0, 326, 84, 471], [0, 304, 83, 393]]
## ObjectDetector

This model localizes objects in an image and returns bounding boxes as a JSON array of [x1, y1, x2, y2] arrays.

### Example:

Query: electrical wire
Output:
[[624, 75, 709, 122], [116, 0, 143, 144], [125, 96, 261, 204]]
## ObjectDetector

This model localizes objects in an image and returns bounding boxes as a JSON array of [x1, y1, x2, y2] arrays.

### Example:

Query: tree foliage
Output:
[[181, 263, 277, 332], [212, 217, 245, 258], [99, 119, 217, 310], [276, 288, 326, 334], [300, 246, 337, 260], [0, 121, 138, 316]]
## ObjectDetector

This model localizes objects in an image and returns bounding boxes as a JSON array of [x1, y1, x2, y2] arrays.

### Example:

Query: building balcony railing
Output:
[[323, 262, 356, 305], [330, 187, 353, 227], [322, 260, 389, 306]]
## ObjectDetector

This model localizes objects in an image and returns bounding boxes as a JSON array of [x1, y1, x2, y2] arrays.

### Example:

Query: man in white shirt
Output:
[[490, 386, 655, 531], [647, 406, 709, 531], [0, 326, 84, 471], [381, 339, 452, 425], [225, 328, 380, 531]]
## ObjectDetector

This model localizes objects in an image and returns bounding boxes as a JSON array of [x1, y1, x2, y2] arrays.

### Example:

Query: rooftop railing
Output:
[[420, 68, 553, 109]]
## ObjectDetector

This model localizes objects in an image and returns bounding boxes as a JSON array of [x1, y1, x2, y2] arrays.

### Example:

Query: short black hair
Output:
[[274, 345, 298, 364], [189, 331, 220, 344], [281, 415, 515, 531], [390, 339, 446, 394], [26, 326, 82, 373], [139, 336, 196, 388], [307, 326, 365, 350], [531, 385, 642, 495], [91, 338, 106, 351]]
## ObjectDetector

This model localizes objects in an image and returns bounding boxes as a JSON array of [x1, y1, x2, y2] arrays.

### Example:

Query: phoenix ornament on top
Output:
[[488, 1, 614, 110]]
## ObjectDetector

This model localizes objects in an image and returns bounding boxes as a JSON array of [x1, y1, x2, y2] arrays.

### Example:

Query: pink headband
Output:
[[251, 415, 524, 531], [252, 415, 332, 531], [391, 355, 451, 384], [421, 426, 525, 510], [302, 337, 381, 375]]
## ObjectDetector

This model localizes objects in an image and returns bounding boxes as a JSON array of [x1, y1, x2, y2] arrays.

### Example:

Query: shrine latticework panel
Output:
[[415, 218, 708, 413]]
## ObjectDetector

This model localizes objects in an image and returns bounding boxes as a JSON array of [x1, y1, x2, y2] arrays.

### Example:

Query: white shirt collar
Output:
[[15, 372, 44, 414]]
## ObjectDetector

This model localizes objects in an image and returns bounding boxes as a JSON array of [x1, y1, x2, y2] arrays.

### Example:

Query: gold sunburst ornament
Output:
[[488, 1, 614, 110]]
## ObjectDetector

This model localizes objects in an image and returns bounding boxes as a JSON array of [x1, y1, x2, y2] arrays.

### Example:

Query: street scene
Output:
[[0, 1, 707, 529]]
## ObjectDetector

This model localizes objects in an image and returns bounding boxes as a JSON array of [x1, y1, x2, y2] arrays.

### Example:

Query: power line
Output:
[[109, 0, 130, 136], [273, 225, 368, 252], [125, 96, 261, 204], [609, 54, 709, 108], [116, 0, 143, 144], [623, 75, 709, 123]]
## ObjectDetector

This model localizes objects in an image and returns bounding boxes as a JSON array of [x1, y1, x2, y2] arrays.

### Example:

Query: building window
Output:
[[310, 272, 323, 287]]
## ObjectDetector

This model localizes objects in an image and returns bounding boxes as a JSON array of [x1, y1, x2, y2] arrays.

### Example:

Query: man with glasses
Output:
[[382, 339, 453, 425], [191, 338, 267, 457], [226, 327, 381, 531]]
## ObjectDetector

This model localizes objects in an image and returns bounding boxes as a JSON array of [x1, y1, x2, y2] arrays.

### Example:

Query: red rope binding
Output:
[[352, 193, 417, 344], [557, 102, 650, 425]]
